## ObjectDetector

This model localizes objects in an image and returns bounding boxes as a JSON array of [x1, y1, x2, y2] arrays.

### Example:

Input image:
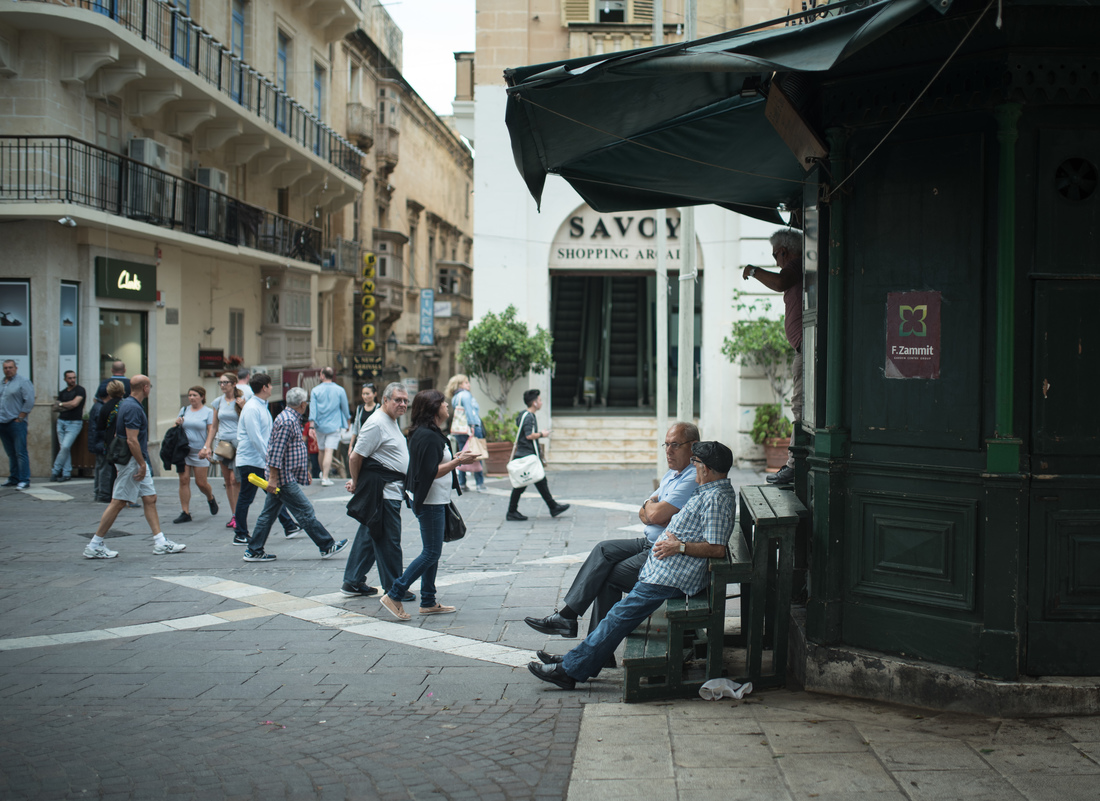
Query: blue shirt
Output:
[[116, 396, 150, 463], [644, 465, 699, 544], [0, 373, 35, 423], [236, 396, 273, 468], [452, 388, 482, 429], [308, 382, 349, 434], [639, 479, 737, 596]]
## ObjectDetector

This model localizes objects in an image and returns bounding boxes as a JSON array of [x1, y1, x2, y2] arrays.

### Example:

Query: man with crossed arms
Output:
[[525, 422, 700, 652]]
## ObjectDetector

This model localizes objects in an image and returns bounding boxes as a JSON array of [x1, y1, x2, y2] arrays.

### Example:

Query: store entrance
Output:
[[549, 273, 701, 414], [98, 309, 147, 382]]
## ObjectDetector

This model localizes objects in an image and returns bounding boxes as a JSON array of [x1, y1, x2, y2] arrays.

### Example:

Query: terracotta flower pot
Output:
[[484, 441, 514, 475], [762, 436, 790, 473]]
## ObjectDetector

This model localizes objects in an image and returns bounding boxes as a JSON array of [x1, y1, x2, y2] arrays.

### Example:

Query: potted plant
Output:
[[721, 289, 796, 470], [480, 409, 519, 474]]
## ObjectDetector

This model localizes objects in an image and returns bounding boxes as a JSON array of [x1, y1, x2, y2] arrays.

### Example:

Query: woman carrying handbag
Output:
[[505, 389, 570, 522]]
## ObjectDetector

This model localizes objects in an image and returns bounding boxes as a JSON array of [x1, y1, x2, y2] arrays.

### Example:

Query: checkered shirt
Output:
[[266, 406, 310, 487], [638, 478, 737, 596]]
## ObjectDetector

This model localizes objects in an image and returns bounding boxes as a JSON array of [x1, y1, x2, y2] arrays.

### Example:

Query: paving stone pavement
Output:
[[1, 467, 1097, 800]]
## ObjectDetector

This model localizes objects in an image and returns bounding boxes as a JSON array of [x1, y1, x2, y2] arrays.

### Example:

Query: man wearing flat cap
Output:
[[529, 441, 737, 690]]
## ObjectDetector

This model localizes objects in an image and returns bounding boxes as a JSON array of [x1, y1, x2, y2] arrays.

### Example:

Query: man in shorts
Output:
[[308, 366, 349, 487], [84, 375, 186, 559]]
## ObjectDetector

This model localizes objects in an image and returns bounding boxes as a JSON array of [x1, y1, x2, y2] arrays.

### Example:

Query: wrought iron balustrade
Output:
[[31, 0, 364, 180], [0, 135, 322, 264]]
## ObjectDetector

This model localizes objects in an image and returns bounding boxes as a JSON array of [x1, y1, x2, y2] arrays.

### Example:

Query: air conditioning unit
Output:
[[194, 167, 228, 238], [127, 138, 170, 223]]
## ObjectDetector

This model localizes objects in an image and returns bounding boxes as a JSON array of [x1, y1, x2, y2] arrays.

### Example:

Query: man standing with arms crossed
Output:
[[83, 375, 186, 558], [341, 383, 414, 601], [1, 359, 35, 490], [308, 367, 349, 487], [233, 373, 299, 545]]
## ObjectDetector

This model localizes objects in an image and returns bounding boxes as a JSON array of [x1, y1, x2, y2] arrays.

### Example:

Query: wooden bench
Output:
[[621, 484, 807, 702]]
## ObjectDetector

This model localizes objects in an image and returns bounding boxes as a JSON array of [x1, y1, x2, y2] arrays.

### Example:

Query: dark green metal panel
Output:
[[847, 128, 986, 450], [1035, 129, 1100, 277]]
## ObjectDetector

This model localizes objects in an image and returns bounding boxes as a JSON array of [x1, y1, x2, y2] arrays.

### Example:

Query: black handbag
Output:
[[107, 434, 132, 466], [444, 501, 466, 543]]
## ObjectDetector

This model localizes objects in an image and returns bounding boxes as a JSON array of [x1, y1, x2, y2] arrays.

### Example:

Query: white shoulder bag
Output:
[[506, 411, 545, 488]]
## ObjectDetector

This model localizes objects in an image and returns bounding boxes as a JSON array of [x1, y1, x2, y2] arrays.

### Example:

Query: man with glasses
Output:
[[84, 375, 186, 558], [743, 228, 803, 486], [528, 441, 736, 690], [524, 423, 700, 648], [340, 382, 415, 601]]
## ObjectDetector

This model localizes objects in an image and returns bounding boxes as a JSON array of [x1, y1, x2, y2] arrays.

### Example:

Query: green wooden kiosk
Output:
[[506, 0, 1099, 685]]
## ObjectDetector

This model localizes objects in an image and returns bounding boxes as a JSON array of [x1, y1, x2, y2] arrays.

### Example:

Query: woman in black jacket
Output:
[[380, 390, 476, 621]]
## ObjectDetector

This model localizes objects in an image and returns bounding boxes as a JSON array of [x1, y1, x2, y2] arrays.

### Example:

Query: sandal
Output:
[[380, 595, 410, 621], [419, 604, 457, 615]]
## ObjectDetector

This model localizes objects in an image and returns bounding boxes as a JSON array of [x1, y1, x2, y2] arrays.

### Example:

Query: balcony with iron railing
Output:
[[0, 135, 323, 264], [322, 235, 361, 275], [10, 0, 365, 182]]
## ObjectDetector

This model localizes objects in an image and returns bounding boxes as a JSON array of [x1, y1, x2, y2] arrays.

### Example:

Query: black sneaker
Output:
[[506, 510, 528, 521], [766, 465, 794, 486], [243, 550, 276, 562], [172, 512, 192, 524], [232, 533, 249, 545], [284, 525, 303, 539], [550, 504, 571, 518], [207, 496, 219, 515], [341, 582, 379, 598], [321, 539, 349, 559]]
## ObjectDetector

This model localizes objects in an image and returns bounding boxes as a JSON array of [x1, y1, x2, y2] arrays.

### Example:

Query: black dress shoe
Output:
[[766, 465, 794, 485], [550, 503, 571, 517], [537, 649, 564, 664], [524, 612, 578, 638], [527, 661, 576, 690], [506, 510, 528, 521]]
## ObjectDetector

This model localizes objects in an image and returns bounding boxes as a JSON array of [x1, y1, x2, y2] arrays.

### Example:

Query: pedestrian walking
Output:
[[83, 375, 186, 559], [204, 372, 246, 529], [241, 386, 348, 562], [86, 389, 112, 502], [0, 359, 35, 490], [51, 370, 86, 482], [342, 382, 412, 600], [172, 386, 218, 523], [506, 389, 569, 521], [379, 390, 477, 621], [444, 373, 486, 492], [308, 367, 350, 486], [233, 374, 300, 544]]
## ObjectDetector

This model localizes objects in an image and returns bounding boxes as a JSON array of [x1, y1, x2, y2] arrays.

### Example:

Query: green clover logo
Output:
[[899, 305, 927, 337]]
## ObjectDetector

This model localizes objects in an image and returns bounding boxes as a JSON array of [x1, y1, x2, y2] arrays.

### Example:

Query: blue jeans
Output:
[[342, 499, 403, 590], [53, 419, 84, 477], [235, 464, 296, 535], [388, 504, 445, 608], [454, 425, 485, 488], [0, 419, 30, 483], [562, 581, 681, 682], [247, 481, 335, 553]]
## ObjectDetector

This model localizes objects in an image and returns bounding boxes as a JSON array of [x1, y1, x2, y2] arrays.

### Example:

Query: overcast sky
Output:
[[382, 0, 476, 116]]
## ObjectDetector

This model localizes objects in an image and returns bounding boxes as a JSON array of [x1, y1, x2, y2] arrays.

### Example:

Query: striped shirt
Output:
[[638, 478, 737, 596], [266, 406, 311, 487]]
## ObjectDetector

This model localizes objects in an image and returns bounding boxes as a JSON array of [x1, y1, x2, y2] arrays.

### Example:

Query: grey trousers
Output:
[[563, 537, 651, 635]]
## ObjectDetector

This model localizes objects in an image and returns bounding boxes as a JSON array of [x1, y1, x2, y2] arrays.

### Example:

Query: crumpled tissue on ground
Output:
[[699, 678, 753, 701]]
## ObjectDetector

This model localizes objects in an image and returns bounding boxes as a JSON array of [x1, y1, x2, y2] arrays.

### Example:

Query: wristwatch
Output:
[[678, 542, 686, 554]]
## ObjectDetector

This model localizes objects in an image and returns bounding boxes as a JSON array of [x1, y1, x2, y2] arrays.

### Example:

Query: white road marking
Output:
[[521, 553, 592, 565]]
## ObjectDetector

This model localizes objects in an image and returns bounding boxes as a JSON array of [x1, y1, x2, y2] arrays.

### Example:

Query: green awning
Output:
[[505, 0, 953, 223]]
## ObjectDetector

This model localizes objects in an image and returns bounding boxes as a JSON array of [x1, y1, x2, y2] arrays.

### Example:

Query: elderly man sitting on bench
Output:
[[528, 441, 736, 690]]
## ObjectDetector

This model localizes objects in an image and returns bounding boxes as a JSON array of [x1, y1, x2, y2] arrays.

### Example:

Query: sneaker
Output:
[[1, 479, 17, 487], [321, 538, 349, 559], [320, 478, 334, 487], [207, 496, 219, 515], [58, 476, 71, 482], [15, 481, 29, 490], [172, 512, 192, 524], [232, 533, 249, 546], [341, 582, 379, 598], [550, 503, 571, 518], [83, 543, 118, 559], [51, 473, 61, 482], [474, 485, 487, 492], [766, 465, 794, 486], [284, 525, 304, 539], [226, 516, 236, 529], [506, 510, 528, 522], [153, 539, 186, 555], [243, 550, 276, 562]]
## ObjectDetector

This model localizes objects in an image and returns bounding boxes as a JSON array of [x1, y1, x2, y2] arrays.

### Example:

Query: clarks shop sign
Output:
[[549, 207, 690, 271], [95, 257, 156, 302]]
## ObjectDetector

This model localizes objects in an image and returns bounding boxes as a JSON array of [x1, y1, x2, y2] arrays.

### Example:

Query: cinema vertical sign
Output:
[[885, 291, 941, 379]]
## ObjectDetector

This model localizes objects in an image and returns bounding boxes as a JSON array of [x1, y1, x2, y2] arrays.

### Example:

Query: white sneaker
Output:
[[320, 478, 334, 487], [153, 539, 187, 555], [83, 543, 118, 559]]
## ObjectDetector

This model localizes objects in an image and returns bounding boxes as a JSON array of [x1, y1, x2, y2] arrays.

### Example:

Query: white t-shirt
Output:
[[353, 411, 409, 501], [424, 443, 453, 506]]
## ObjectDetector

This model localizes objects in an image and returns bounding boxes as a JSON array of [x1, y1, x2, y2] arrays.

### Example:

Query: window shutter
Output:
[[562, 0, 593, 24], [630, 0, 654, 23]]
